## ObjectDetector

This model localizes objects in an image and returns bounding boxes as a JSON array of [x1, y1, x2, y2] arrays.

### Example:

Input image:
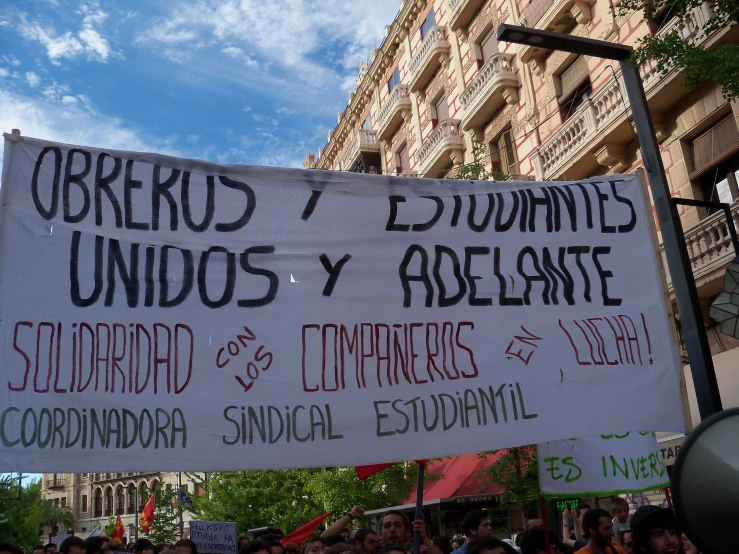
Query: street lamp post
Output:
[[497, 24, 723, 420]]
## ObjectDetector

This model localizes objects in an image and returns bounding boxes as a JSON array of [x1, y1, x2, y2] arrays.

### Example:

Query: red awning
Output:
[[402, 452, 504, 505]]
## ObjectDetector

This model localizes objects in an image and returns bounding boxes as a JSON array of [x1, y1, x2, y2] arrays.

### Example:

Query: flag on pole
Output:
[[281, 511, 333, 546], [111, 515, 126, 543], [88, 524, 102, 537], [139, 493, 156, 532], [171, 489, 194, 510], [355, 460, 426, 480]]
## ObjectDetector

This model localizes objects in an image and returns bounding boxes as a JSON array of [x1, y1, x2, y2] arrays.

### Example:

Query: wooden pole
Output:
[[413, 464, 425, 554], [540, 497, 552, 554]]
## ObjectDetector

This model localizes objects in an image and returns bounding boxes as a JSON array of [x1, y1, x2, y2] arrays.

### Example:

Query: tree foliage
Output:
[[0, 475, 42, 551], [143, 487, 181, 544], [188, 465, 417, 535], [450, 139, 511, 181], [477, 447, 539, 520], [39, 499, 75, 533], [616, 0, 739, 100]]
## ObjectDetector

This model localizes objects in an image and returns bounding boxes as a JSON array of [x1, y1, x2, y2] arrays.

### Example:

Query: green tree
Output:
[[189, 464, 418, 535], [0, 475, 42, 551], [616, 0, 739, 100], [39, 498, 75, 534], [143, 487, 181, 544], [477, 447, 539, 520], [450, 138, 511, 181], [104, 514, 117, 538]]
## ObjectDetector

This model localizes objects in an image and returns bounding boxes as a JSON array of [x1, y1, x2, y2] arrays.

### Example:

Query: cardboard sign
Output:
[[190, 521, 237, 553], [0, 135, 685, 472], [538, 432, 671, 497]]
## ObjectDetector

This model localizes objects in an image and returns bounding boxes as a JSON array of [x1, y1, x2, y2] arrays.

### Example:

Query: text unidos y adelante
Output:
[[30, 147, 638, 310]]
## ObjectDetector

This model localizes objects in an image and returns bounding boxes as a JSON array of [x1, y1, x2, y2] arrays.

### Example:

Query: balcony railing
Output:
[[417, 119, 465, 176], [409, 26, 451, 94], [538, 100, 597, 176], [127, 506, 136, 515], [94, 509, 103, 518], [449, 0, 487, 36], [660, 202, 739, 292], [46, 479, 66, 488], [116, 507, 125, 515], [377, 84, 412, 141], [460, 53, 518, 132], [105, 509, 113, 516], [340, 129, 381, 171]]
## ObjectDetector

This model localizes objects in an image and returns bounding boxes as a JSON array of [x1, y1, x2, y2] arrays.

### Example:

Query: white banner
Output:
[[538, 432, 670, 497], [190, 521, 238, 554], [0, 135, 685, 472]]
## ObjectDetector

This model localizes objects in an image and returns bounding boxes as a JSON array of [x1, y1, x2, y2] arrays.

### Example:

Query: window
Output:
[[82, 528, 87, 533], [61, 497, 67, 508], [82, 494, 88, 513], [433, 96, 449, 127], [362, 113, 372, 130], [421, 11, 436, 38], [490, 129, 518, 176], [558, 57, 592, 121], [690, 115, 739, 213], [480, 27, 498, 64], [181, 484, 189, 493], [54, 498, 59, 508], [397, 144, 410, 174], [387, 67, 400, 93]]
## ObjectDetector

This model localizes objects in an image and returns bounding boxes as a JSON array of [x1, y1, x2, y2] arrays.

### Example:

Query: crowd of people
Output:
[[0, 497, 695, 554]]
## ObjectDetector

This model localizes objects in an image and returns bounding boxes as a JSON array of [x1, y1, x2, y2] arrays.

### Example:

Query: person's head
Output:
[[101, 544, 125, 554], [323, 538, 345, 549], [340, 529, 351, 542], [237, 539, 250, 550], [86, 537, 106, 554], [619, 531, 634, 554], [462, 510, 492, 539], [378, 510, 411, 544], [323, 546, 360, 554], [133, 541, 153, 554], [466, 536, 508, 554], [283, 544, 300, 554], [525, 518, 544, 531], [269, 541, 285, 554], [142, 547, 156, 554], [45, 545, 57, 554], [300, 539, 325, 554], [519, 529, 562, 554], [60, 537, 87, 554], [612, 498, 630, 524], [32, 546, 45, 554], [1, 543, 25, 554], [353, 529, 378, 554], [239, 541, 270, 554], [431, 535, 450, 554], [630, 507, 680, 554], [680, 533, 697, 554], [583, 509, 615, 548], [174, 540, 197, 554]]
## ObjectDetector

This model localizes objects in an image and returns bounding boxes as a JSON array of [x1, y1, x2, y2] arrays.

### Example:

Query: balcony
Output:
[[449, 0, 487, 37], [340, 129, 381, 173], [94, 509, 102, 518], [460, 54, 519, 132], [46, 479, 66, 488], [409, 26, 451, 95], [105, 509, 113, 516], [537, 99, 598, 177], [417, 119, 465, 177], [377, 84, 412, 142], [660, 202, 739, 294], [127, 506, 136, 515]]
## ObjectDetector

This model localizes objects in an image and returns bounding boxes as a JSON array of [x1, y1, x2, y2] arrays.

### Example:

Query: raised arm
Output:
[[321, 505, 364, 539]]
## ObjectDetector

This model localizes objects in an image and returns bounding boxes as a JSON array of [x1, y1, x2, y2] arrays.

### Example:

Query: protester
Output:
[[377, 511, 411, 545], [574, 508, 626, 554], [126, 544, 135, 553], [629, 506, 679, 554], [323, 538, 346, 549], [32, 546, 45, 554], [300, 538, 326, 554], [352, 530, 378, 554], [86, 538, 106, 554], [450, 539, 465, 552], [101, 544, 124, 554], [466, 536, 514, 554], [451, 510, 493, 554], [269, 541, 285, 554], [340, 530, 351, 543], [562, 509, 587, 551], [525, 519, 544, 531], [60, 537, 87, 554], [617, 532, 633, 554], [238, 539, 250, 551], [283, 544, 300, 554], [611, 498, 631, 545], [432, 535, 451, 554], [322, 506, 365, 540], [45, 544, 57, 554], [132, 540, 153, 554], [501, 541, 520, 554], [680, 533, 699, 554], [521, 528, 563, 554], [173, 540, 197, 554]]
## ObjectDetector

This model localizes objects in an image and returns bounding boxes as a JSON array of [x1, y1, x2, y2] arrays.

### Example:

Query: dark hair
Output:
[[86, 538, 106, 554], [45, 546, 57, 551], [379, 510, 411, 531], [353, 529, 376, 546], [461, 510, 488, 537], [582, 508, 612, 537], [431, 535, 450, 554], [268, 541, 285, 554], [323, 537, 345, 548], [1, 543, 25, 554], [237, 538, 249, 549], [377, 546, 405, 554], [133, 541, 152, 554], [519, 529, 562, 554], [240, 541, 271, 554], [142, 548, 155, 554], [60, 537, 86, 554], [323, 546, 360, 554], [173, 540, 197, 554], [632, 512, 679, 552], [466, 537, 506, 554], [618, 530, 632, 544]]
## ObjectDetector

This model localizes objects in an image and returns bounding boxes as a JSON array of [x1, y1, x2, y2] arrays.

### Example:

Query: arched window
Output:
[[94, 489, 103, 518], [139, 482, 149, 510], [105, 487, 113, 516], [127, 484, 136, 514], [116, 485, 125, 514]]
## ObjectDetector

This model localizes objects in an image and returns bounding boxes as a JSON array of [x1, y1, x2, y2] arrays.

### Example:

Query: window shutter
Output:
[[498, 130, 518, 175], [435, 96, 449, 122], [481, 28, 498, 62], [691, 115, 739, 176], [559, 56, 589, 100]]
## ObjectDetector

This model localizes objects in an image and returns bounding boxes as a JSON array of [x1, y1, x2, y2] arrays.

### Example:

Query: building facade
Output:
[[41, 472, 203, 541], [306, 0, 739, 433]]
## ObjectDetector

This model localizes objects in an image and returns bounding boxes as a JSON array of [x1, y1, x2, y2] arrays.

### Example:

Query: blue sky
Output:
[[0, 0, 399, 171]]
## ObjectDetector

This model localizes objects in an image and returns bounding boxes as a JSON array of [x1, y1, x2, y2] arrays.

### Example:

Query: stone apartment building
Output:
[[305, 0, 739, 454], [41, 472, 203, 541]]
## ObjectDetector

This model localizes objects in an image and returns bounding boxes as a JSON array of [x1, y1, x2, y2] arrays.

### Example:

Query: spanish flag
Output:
[[111, 514, 125, 543], [139, 493, 156, 532]]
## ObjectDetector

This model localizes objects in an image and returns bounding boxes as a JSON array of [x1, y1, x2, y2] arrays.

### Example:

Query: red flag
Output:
[[111, 514, 125, 543], [281, 511, 333, 546], [355, 460, 426, 480], [139, 493, 156, 532]]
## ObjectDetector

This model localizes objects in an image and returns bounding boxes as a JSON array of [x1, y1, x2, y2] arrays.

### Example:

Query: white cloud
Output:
[[276, 107, 297, 116], [252, 114, 277, 127], [0, 68, 9, 79], [2, 55, 21, 67], [242, 106, 252, 112], [25, 71, 41, 87], [221, 46, 258, 68], [61, 95, 78, 105]]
